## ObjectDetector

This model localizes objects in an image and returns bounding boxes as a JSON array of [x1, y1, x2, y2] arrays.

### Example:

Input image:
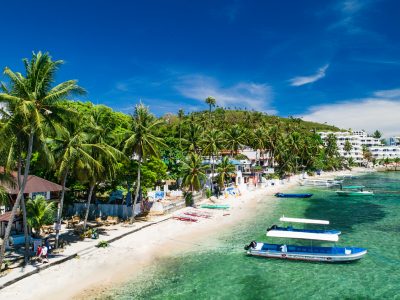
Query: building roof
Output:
[[2, 173, 63, 195], [0, 211, 21, 222]]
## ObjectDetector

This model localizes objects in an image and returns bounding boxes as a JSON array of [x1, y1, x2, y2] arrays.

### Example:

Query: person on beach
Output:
[[36, 245, 42, 262], [41, 245, 49, 263]]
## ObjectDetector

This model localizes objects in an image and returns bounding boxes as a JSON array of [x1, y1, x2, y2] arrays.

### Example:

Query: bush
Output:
[[205, 188, 212, 199], [184, 192, 193, 206], [96, 240, 109, 248]]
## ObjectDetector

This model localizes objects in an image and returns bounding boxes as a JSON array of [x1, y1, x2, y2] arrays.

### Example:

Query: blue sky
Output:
[[1, 0, 400, 135]]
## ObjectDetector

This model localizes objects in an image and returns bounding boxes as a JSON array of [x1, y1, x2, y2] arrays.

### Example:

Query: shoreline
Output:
[[0, 169, 367, 299]]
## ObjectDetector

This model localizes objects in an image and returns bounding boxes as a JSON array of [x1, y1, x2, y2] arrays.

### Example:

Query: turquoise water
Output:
[[104, 172, 400, 299]]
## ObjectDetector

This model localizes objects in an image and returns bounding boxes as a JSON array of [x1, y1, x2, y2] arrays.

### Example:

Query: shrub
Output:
[[96, 240, 109, 248]]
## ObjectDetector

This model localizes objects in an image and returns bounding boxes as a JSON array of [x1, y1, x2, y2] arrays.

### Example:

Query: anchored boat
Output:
[[275, 193, 313, 198], [299, 179, 342, 187], [267, 216, 341, 235], [336, 185, 374, 196], [245, 217, 366, 262], [200, 204, 230, 209]]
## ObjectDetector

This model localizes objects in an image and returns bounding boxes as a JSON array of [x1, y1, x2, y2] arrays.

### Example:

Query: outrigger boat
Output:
[[267, 216, 341, 235], [275, 193, 313, 198], [335, 173, 357, 180], [299, 179, 342, 187], [200, 204, 230, 210], [335, 185, 374, 196], [245, 217, 366, 263]]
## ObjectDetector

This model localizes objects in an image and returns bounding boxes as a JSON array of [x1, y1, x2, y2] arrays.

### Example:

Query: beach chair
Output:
[[105, 216, 118, 226]]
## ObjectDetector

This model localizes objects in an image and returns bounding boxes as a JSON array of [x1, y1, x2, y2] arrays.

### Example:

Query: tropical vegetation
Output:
[[0, 51, 347, 268]]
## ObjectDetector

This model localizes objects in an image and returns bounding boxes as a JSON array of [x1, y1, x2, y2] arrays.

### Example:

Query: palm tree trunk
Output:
[[83, 184, 95, 231], [0, 130, 34, 270], [130, 156, 142, 223], [55, 168, 69, 248], [17, 156, 30, 264], [211, 153, 215, 194]]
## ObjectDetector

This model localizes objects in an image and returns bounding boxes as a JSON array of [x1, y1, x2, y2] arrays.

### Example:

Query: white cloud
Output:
[[300, 90, 400, 137], [329, 0, 371, 34], [175, 75, 276, 113], [289, 64, 329, 87], [373, 89, 400, 99]]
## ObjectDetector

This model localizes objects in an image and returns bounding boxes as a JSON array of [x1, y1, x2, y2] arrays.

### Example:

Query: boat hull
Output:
[[200, 204, 230, 209], [246, 243, 367, 263], [275, 193, 313, 198], [336, 191, 374, 196]]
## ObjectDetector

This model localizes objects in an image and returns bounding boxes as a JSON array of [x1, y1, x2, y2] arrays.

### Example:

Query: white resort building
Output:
[[318, 130, 382, 164], [317, 130, 400, 163]]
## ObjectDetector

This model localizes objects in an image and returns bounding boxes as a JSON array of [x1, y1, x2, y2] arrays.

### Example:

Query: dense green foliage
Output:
[[0, 52, 347, 255], [26, 195, 55, 236]]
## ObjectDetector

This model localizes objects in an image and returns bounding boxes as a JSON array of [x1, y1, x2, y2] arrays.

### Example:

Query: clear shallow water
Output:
[[103, 172, 400, 299]]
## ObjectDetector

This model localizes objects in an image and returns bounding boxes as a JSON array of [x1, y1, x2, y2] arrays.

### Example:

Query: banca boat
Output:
[[335, 185, 374, 196], [299, 179, 342, 187], [245, 218, 366, 262], [200, 204, 230, 209], [275, 193, 313, 198], [267, 216, 341, 235]]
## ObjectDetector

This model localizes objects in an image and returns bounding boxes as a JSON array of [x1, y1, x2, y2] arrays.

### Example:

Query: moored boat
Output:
[[335, 185, 374, 196], [244, 241, 367, 262], [268, 216, 341, 235], [200, 204, 230, 209], [299, 179, 342, 187], [245, 218, 366, 263], [275, 193, 313, 198]]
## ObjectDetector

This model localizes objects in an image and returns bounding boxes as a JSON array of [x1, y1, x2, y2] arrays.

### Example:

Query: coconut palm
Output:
[[216, 156, 236, 188], [251, 127, 267, 165], [178, 109, 184, 150], [201, 129, 224, 192], [184, 118, 202, 154], [82, 113, 126, 230], [26, 195, 55, 237], [51, 121, 104, 247], [224, 125, 246, 157], [205, 96, 216, 124], [0, 51, 84, 267], [123, 103, 165, 223], [181, 153, 207, 191]]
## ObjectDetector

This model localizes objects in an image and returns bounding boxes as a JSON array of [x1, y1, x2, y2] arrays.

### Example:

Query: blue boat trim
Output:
[[275, 193, 313, 198], [268, 225, 341, 235]]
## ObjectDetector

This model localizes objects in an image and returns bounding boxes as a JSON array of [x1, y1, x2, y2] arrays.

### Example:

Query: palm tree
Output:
[[252, 127, 267, 165], [0, 52, 84, 267], [26, 196, 55, 237], [177, 109, 184, 150], [344, 140, 353, 164], [184, 117, 202, 153], [82, 113, 126, 230], [51, 122, 103, 247], [224, 125, 245, 157], [201, 129, 224, 193], [216, 156, 236, 188], [123, 103, 165, 223], [205, 96, 216, 125], [181, 153, 207, 191]]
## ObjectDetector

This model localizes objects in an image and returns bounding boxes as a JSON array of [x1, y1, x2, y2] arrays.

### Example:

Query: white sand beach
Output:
[[0, 170, 364, 300]]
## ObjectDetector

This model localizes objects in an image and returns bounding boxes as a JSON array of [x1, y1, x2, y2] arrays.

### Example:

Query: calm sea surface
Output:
[[102, 172, 400, 299]]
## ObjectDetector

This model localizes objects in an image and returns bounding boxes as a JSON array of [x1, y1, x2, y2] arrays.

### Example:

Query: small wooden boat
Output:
[[274, 216, 341, 234], [200, 204, 230, 210], [244, 241, 367, 262], [275, 193, 313, 198], [245, 217, 366, 263], [336, 185, 374, 196], [299, 179, 342, 187], [267, 225, 341, 235]]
